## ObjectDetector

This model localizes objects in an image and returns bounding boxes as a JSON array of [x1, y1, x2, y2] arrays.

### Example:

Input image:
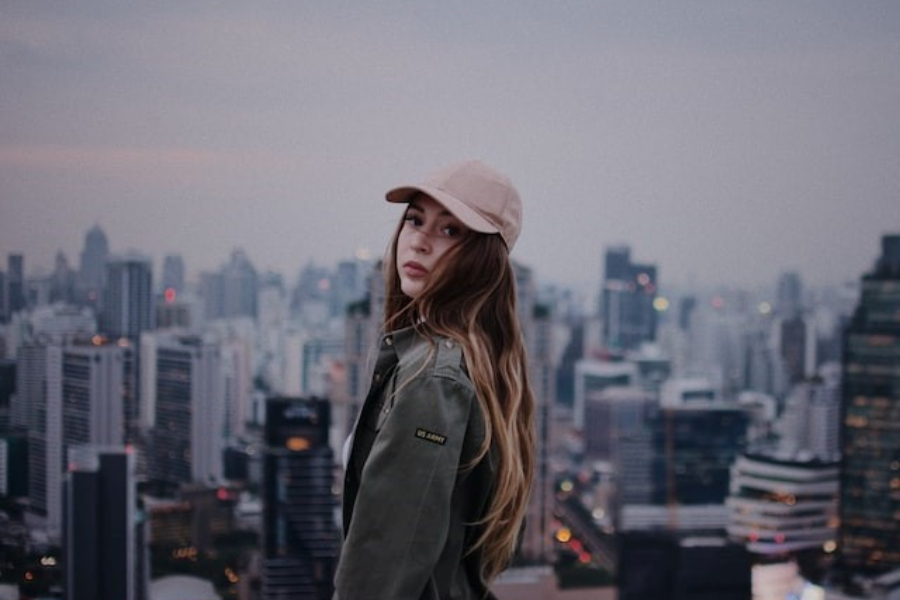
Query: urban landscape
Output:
[[0, 226, 897, 599], [2, 3, 899, 599]]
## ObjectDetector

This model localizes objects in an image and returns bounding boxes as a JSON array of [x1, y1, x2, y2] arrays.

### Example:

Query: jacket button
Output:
[[444, 340, 453, 348], [384, 337, 393, 346]]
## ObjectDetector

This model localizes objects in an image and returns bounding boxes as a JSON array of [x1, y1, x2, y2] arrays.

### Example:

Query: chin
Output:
[[401, 280, 424, 299]]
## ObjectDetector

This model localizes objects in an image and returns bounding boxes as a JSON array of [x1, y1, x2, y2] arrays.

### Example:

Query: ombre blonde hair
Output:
[[383, 212, 536, 583]]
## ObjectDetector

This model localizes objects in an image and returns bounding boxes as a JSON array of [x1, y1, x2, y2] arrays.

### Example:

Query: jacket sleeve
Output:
[[334, 368, 475, 600]]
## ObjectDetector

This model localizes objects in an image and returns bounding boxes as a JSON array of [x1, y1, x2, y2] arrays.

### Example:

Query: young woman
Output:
[[334, 160, 537, 600]]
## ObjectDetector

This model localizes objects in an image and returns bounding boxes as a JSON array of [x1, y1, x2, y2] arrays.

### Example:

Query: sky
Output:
[[1, 1, 899, 298]]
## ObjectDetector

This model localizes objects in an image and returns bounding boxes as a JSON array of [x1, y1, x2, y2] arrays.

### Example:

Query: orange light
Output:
[[286, 437, 311, 451], [554, 527, 572, 543]]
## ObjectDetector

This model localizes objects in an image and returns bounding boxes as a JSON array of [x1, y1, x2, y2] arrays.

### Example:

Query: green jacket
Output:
[[334, 326, 498, 600]]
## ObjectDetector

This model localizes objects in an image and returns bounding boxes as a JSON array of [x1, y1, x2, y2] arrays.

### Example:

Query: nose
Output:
[[410, 229, 431, 254]]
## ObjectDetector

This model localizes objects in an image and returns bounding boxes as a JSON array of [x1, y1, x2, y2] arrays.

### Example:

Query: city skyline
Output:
[[2, 2, 899, 293]]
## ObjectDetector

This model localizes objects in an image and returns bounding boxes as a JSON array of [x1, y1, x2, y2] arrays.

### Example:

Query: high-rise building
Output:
[[160, 254, 185, 295], [16, 342, 63, 528], [516, 262, 557, 562], [261, 396, 339, 600], [50, 251, 76, 305], [77, 224, 109, 308], [60, 338, 134, 452], [726, 453, 838, 556], [101, 254, 154, 339], [149, 333, 224, 486], [777, 271, 803, 320], [6, 254, 25, 319], [601, 245, 658, 352], [64, 445, 142, 600], [201, 249, 258, 321], [836, 234, 900, 580]]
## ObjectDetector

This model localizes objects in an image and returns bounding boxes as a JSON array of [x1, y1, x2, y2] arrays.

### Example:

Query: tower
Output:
[[836, 234, 900, 580], [601, 246, 658, 352], [261, 396, 339, 599], [149, 333, 223, 486], [77, 225, 109, 308], [6, 254, 25, 319], [64, 445, 141, 600], [101, 254, 154, 339]]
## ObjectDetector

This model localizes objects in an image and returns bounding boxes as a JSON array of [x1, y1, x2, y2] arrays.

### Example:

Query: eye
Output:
[[404, 213, 424, 227], [440, 224, 462, 237]]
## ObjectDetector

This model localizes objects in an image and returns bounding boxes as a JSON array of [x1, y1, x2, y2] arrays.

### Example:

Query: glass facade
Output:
[[838, 235, 900, 577], [262, 396, 339, 600]]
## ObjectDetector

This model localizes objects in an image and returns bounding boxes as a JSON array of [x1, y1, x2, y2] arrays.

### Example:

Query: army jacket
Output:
[[334, 325, 498, 600]]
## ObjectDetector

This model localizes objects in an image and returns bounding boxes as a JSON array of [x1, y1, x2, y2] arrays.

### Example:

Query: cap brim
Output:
[[386, 185, 499, 235]]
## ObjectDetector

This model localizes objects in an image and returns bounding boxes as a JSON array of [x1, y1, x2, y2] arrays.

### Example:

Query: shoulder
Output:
[[397, 333, 474, 394]]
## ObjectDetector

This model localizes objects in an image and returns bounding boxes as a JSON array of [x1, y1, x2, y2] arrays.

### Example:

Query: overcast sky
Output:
[[1, 2, 898, 297]]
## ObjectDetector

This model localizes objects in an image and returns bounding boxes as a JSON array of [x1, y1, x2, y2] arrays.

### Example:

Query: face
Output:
[[395, 195, 471, 299]]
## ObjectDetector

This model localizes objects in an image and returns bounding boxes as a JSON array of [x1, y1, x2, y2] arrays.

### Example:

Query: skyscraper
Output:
[[836, 234, 900, 580], [201, 249, 259, 321], [149, 333, 223, 486], [601, 246, 658, 352], [64, 445, 141, 600], [6, 254, 25, 318], [161, 254, 185, 295], [77, 224, 109, 307], [101, 254, 154, 339], [261, 396, 339, 600]]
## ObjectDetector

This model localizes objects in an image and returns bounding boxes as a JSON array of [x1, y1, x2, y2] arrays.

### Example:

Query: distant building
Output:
[[261, 396, 339, 600], [573, 359, 638, 430], [727, 453, 838, 555], [5, 254, 25, 320], [77, 224, 109, 308], [160, 254, 185, 295], [149, 333, 224, 486], [835, 234, 900, 582], [618, 531, 751, 600], [201, 249, 258, 321], [600, 245, 658, 352], [64, 445, 143, 600], [101, 254, 154, 339], [618, 401, 750, 533], [779, 370, 841, 461]]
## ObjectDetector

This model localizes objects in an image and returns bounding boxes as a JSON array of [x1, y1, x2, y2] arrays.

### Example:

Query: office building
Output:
[[573, 359, 638, 430], [77, 224, 109, 308], [618, 531, 751, 600], [261, 396, 339, 600], [64, 445, 142, 600], [101, 253, 154, 339], [727, 453, 838, 555], [600, 245, 658, 352], [161, 254, 186, 295], [201, 248, 258, 321], [836, 234, 900, 581], [149, 333, 224, 486], [60, 338, 134, 450], [5, 254, 25, 320]]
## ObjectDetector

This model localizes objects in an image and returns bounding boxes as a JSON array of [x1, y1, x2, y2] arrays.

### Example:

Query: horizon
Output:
[[2, 2, 899, 292]]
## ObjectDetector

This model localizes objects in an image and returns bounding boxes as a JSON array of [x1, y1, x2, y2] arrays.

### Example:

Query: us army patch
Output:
[[415, 428, 447, 446]]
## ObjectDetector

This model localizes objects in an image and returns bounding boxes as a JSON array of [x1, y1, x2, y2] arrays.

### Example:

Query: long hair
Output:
[[383, 214, 536, 582]]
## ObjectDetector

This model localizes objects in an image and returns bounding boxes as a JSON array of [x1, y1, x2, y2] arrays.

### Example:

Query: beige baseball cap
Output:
[[386, 159, 522, 251]]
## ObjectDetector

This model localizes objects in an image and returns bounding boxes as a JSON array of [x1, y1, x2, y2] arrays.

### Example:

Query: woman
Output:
[[334, 159, 536, 600]]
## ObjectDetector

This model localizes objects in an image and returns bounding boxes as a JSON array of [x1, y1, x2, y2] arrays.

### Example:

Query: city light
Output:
[[555, 527, 572, 543]]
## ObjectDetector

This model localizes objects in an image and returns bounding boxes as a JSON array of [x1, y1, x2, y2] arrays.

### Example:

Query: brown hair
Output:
[[383, 211, 536, 582]]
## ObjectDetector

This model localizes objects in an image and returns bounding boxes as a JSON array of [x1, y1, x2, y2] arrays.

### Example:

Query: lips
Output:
[[403, 261, 428, 277]]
